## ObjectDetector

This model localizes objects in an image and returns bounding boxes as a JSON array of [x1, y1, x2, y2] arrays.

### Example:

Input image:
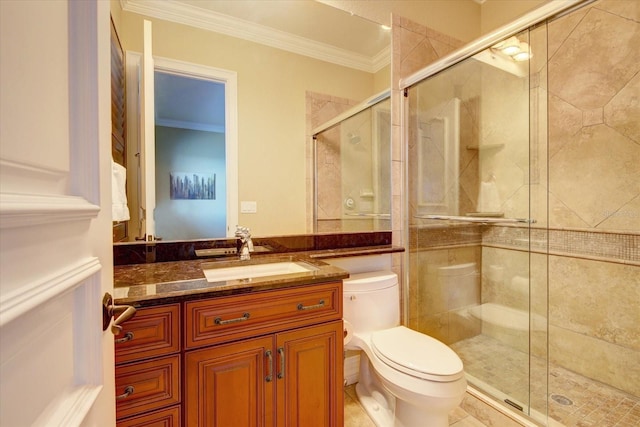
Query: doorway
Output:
[[154, 71, 227, 240], [125, 54, 238, 240]]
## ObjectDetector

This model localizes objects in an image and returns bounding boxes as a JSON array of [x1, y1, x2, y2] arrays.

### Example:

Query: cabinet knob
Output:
[[116, 385, 134, 400], [114, 331, 134, 344]]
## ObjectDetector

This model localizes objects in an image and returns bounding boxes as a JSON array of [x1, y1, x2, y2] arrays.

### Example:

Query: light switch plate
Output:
[[240, 201, 257, 213]]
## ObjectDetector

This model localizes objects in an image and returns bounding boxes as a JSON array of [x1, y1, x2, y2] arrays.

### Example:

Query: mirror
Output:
[[111, 0, 392, 242], [314, 92, 391, 233]]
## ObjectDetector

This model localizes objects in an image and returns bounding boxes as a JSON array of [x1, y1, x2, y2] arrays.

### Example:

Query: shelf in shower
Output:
[[345, 213, 391, 217], [415, 214, 536, 224], [466, 143, 505, 151]]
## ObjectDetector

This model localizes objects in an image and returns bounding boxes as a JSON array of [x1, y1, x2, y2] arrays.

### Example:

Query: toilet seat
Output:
[[371, 326, 464, 382]]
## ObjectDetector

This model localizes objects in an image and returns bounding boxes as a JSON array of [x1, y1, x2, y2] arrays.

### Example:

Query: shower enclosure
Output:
[[403, 1, 639, 425], [313, 92, 392, 233]]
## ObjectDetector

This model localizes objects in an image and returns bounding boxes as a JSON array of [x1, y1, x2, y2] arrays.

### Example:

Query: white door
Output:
[[0, 1, 116, 425], [140, 19, 157, 242]]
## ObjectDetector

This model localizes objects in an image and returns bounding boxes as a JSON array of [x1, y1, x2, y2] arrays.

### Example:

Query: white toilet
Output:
[[343, 271, 467, 427]]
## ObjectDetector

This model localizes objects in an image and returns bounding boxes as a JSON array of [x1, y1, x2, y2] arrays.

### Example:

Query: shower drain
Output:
[[551, 394, 574, 406]]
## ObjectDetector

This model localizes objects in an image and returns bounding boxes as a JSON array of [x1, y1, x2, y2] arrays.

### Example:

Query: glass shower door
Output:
[[406, 29, 545, 420]]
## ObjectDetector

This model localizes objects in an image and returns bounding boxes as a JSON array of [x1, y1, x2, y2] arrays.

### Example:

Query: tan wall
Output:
[[480, 0, 550, 34]]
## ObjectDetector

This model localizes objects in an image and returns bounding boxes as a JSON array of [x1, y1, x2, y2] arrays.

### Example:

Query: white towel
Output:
[[112, 159, 130, 222], [477, 178, 501, 213]]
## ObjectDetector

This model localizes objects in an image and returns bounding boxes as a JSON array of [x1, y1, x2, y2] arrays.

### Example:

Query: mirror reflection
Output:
[[111, 0, 391, 242], [314, 93, 391, 233]]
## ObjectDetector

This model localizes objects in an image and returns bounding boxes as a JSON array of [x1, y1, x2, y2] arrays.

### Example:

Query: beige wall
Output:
[[480, 0, 550, 34], [116, 9, 383, 236]]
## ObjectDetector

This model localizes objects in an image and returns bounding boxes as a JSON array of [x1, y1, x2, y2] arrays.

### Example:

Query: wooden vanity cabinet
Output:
[[115, 303, 181, 426], [185, 281, 344, 427], [114, 280, 344, 427]]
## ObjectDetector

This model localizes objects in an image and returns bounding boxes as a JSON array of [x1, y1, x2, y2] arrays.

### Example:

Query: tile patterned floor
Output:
[[451, 335, 640, 427], [344, 384, 487, 427]]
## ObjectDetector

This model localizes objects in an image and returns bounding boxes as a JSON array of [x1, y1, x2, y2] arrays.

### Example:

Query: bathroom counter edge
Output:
[[113, 245, 403, 307]]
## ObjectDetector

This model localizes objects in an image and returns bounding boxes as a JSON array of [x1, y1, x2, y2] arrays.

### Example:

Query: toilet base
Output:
[[355, 382, 394, 427], [353, 350, 464, 427], [395, 399, 449, 427]]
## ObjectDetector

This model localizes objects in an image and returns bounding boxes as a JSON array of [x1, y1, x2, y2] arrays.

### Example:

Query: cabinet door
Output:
[[185, 336, 275, 427], [276, 320, 344, 427]]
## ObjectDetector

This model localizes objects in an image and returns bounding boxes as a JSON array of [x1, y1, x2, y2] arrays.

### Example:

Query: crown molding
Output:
[[155, 117, 225, 133], [120, 0, 389, 73]]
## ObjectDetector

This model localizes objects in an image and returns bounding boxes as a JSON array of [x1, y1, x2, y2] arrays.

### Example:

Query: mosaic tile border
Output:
[[411, 224, 638, 265], [409, 224, 483, 250], [482, 226, 640, 265]]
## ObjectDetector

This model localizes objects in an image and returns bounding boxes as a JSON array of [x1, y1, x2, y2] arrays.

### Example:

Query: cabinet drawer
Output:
[[116, 405, 181, 427], [115, 355, 181, 420], [115, 304, 180, 365], [186, 281, 342, 349]]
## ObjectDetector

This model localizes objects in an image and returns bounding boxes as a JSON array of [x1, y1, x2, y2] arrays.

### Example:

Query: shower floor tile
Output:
[[452, 335, 640, 426]]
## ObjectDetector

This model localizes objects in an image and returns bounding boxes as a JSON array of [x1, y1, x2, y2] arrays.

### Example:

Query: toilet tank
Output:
[[343, 271, 399, 334]]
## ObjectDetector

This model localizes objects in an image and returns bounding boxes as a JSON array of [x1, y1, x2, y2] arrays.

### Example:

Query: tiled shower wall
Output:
[[544, 0, 639, 397], [305, 91, 358, 233]]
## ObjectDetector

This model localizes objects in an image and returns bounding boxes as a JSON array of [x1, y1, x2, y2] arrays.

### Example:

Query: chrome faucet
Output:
[[235, 225, 254, 261]]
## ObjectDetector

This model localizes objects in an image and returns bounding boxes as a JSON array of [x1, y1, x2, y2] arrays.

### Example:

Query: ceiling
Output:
[[154, 72, 226, 133]]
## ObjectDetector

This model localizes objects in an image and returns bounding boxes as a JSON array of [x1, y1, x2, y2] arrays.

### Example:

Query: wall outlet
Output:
[[240, 201, 257, 213]]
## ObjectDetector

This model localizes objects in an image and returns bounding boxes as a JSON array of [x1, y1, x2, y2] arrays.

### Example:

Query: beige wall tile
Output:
[[549, 124, 640, 227], [549, 256, 640, 351], [548, 7, 640, 111], [460, 393, 523, 427], [550, 324, 640, 396], [604, 72, 640, 144]]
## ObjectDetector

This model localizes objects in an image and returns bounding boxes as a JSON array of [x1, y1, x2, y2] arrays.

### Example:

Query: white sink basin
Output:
[[202, 261, 318, 283]]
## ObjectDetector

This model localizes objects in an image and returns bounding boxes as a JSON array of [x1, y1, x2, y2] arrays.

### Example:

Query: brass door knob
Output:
[[102, 292, 137, 335]]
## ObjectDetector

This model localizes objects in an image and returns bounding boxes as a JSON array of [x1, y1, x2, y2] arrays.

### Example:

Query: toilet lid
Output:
[[371, 326, 464, 382]]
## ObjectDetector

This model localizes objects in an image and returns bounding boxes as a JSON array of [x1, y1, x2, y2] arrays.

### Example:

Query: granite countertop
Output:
[[113, 245, 403, 306], [112, 255, 329, 306]]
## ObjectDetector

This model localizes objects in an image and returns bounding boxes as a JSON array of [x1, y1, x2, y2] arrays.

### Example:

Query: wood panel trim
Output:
[[116, 405, 181, 427], [0, 257, 101, 326], [115, 355, 181, 420], [185, 282, 342, 349], [0, 193, 100, 229], [115, 304, 181, 364]]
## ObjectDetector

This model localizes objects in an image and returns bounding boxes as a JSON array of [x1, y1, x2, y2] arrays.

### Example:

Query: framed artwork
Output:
[[169, 172, 216, 200]]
